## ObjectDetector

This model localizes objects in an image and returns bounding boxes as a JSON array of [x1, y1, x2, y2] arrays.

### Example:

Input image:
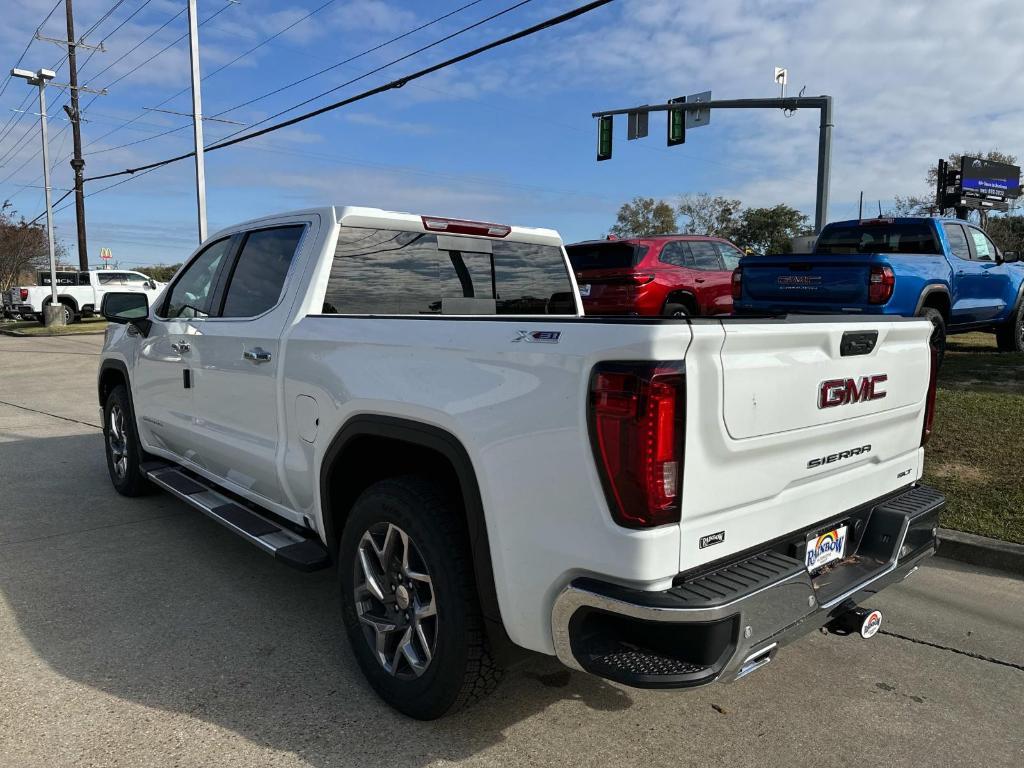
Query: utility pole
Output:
[[63, 0, 89, 271], [11, 67, 63, 325], [187, 0, 208, 242]]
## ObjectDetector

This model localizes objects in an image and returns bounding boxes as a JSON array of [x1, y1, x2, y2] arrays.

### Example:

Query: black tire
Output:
[[995, 302, 1024, 353], [338, 476, 502, 719], [663, 302, 691, 318], [103, 385, 151, 496], [62, 302, 80, 324], [919, 307, 946, 367]]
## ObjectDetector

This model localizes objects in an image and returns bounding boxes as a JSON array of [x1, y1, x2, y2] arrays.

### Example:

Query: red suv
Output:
[[565, 235, 744, 317]]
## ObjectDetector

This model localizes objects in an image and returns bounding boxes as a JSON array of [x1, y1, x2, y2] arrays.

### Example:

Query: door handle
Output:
[[695, 278, 706, 283], [170, 340, 190, 354], [243, 347, 272, 363]]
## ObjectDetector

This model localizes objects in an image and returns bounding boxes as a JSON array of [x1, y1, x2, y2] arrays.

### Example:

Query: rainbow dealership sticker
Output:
[[805, 525, 848, 572], [861, 609, 883, 639]]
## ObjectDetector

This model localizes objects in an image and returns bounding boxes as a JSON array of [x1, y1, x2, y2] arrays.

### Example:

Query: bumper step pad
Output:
[[144, 464, 330, 572]]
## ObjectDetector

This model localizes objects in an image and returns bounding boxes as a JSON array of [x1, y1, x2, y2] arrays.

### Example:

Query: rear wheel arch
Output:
[[663, 291, 698, 316], [319, 415, 519, 662], [915, 286, 951, 322]]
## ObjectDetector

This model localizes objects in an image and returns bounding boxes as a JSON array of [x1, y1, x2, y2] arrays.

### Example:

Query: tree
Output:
[[0, 201, 50, 293], [985, 215, 1024, 254], [141, 264, 182, 282], [609, 196, 677, 238], [677, 193, 741, 237], [729, 204, 810, 254]]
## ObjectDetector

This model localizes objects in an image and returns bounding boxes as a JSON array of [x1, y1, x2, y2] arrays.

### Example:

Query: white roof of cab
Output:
[[206, 205, 563, 247], [334, 205, 563, 247]]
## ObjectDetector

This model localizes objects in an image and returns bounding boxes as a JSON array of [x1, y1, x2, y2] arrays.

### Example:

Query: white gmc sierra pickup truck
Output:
[[97, 206, 944, 719]]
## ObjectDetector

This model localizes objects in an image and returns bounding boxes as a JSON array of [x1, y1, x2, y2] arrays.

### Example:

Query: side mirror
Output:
[[102, 292, 151, 336], [1002, 251, 1019, 264]]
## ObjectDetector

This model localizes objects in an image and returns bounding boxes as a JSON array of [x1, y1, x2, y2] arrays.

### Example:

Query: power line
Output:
[[0, 0, 63, 100], [35, 0, 615, 224], [85, 0, 487, 155]]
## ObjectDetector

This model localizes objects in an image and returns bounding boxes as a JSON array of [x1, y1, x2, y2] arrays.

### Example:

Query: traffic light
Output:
[[597, 115, 613, 161], [667, 96, 686, 146]]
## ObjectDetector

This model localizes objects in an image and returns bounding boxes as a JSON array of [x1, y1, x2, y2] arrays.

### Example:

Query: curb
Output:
[[936, 528, 1024, 576], [0, 327, 106, 338]]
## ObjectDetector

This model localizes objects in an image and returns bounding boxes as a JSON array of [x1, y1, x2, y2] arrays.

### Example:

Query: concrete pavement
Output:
[[0, 334, 1021, 768]]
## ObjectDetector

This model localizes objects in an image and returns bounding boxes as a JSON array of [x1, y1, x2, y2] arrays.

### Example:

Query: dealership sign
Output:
[[960, 157, 1021, 200]]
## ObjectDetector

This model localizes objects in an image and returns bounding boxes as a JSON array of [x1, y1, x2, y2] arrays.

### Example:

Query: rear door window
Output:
[[220, 226, 305, 318], [943, 223, 972, 261], [689, 241, 724, 270]]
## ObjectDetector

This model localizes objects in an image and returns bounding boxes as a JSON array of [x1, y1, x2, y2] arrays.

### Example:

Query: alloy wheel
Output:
[[107, 403, 128, 479], [353, 522, 437, 679]]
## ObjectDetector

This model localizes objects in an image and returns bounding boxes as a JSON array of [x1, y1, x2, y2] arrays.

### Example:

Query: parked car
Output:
[[566, 235, 744, 316], [98, 206, 941, 719], [5, 269, 165, 324], [733, 217, 1024, 360]]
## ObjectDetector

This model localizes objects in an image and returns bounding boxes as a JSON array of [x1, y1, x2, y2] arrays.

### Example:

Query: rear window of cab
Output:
[[816, 221, 941, 255]]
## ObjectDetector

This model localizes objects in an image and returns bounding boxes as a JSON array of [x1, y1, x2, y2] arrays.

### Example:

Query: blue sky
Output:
[[1, 0, 1023, 268]]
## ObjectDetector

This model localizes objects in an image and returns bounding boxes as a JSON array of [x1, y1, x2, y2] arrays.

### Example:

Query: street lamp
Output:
[[11, 66, 63, 326]]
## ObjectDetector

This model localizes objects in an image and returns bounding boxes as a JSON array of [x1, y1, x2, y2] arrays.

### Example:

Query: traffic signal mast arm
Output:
[[592, 95, 833, 233]]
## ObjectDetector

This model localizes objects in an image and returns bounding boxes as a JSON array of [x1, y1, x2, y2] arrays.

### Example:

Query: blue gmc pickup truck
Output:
[[733, 217, 1024, 360]]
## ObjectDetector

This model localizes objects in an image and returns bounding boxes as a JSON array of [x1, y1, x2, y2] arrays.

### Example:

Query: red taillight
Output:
[[588, 362, 685, 528], [921, 344, 938, 445], [868, 265, 895, 304], [19, 288, 29, 301], [421, 216, 510, 238], [731, 268, 743, 300]]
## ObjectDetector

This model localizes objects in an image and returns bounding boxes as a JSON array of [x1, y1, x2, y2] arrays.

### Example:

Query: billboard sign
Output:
[[960, 157, 1021, 199]]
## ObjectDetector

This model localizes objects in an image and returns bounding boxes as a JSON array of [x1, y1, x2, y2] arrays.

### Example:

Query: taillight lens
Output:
[[588, 362, 685, 528], [731, 268, 743, 300], [20, 288, 28, 301], [921, 344, 938, 445], [868, 265, 895, 304]]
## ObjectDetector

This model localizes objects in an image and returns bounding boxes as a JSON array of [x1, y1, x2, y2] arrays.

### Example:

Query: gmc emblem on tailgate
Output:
[[818, 375, 888, 409]]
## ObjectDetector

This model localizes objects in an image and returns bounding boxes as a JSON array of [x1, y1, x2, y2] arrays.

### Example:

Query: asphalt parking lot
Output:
[[1, 333, 1022, 768]]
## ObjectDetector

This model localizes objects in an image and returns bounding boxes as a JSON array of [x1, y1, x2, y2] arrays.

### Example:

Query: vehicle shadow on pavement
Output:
[[0, 433, 632, 766]]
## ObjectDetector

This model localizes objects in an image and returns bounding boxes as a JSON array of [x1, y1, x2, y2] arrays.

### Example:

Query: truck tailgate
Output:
[[679, 317, 932, 571], [742, 254, 877, 304]]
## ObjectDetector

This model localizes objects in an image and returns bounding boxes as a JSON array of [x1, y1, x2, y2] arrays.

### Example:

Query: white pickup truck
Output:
[[4, 269, 163, 324], [97, 206, 943, 719]]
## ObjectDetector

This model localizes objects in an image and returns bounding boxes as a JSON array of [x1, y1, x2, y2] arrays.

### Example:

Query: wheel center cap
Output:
[[395, 584, 410, 610]]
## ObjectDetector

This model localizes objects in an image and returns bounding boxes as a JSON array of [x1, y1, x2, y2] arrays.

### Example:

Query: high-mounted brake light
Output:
[[421, 216, 511, 238], [731, 267, 743, 300], [588, 362, 685, 528], [20, 288, 29, 301], [921, 344, 938, 446], [868, 265, 895, 304]]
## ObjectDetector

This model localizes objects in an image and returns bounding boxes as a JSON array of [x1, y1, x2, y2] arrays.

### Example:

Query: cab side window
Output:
[[967, 227, 998, 262], [220, 226, 305, 318], [161, 238, 233, 319], [943, 223, 972, 261]]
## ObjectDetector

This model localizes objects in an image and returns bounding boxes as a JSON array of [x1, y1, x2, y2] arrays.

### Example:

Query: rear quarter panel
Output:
[[281, 317, 696, 655]]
